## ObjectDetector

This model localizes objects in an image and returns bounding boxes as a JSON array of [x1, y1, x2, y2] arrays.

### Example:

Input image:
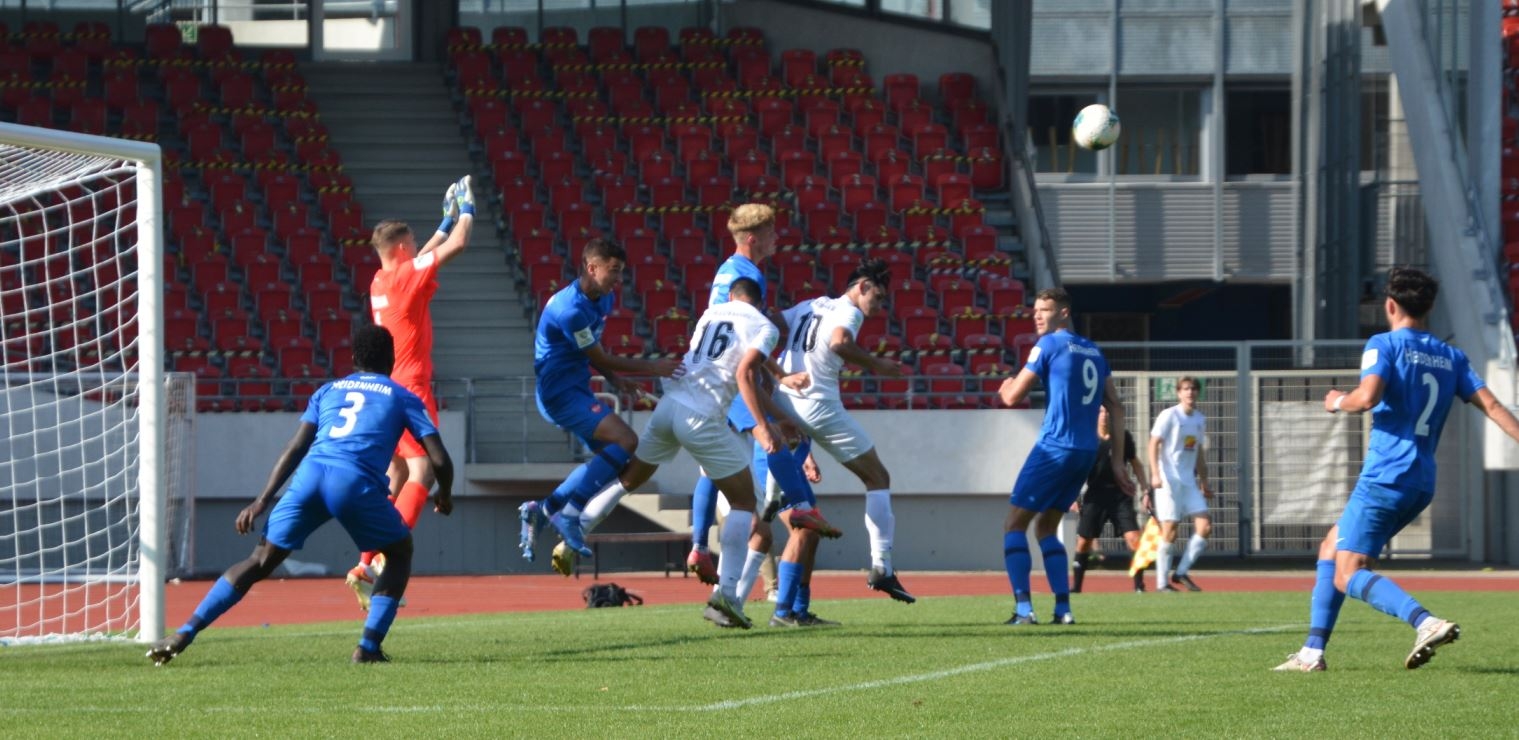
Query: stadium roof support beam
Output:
[[1373, 0, 1508, 359], [1373, 0, 1519, 472]]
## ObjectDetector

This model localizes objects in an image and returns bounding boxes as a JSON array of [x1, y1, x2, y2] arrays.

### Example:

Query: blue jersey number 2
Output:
[[1415, 373, 1438, 437]]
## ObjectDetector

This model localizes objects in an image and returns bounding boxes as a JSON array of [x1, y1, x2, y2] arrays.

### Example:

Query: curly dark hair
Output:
[[352, 324, 396, 375]]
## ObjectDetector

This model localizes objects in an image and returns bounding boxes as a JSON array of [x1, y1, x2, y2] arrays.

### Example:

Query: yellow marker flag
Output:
[[1129, 517, 1162, 577]]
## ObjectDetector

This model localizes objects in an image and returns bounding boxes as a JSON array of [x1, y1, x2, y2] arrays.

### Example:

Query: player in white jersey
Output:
[[572, 278, 807, 628], [772, 258, 916, 603], [1147, 376, 1212, 592]]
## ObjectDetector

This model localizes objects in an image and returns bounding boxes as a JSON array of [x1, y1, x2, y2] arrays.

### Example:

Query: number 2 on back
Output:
[[1415, 373, 1438, 437]]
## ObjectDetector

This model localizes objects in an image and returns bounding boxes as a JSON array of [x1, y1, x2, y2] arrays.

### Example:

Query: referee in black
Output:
[[1072, 406, 1148, 593]]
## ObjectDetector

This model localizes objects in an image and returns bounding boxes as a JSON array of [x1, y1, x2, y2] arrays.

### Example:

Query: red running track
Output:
[[6, 570, 1514, 634], [164, 569, 1519, 629]]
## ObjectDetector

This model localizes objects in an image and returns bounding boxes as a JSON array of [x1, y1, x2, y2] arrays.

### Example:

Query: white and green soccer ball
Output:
[[1072, 103, 1121, 151]]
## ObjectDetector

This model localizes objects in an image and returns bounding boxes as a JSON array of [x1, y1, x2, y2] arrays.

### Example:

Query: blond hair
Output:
[[727, 203, 775, 235], [371, 219, 413, 251]]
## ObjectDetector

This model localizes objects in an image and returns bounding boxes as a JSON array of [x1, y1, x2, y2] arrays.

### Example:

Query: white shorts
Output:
[[637, 398, 751, 480], [1154, 481, 1208, 522], [772, 392, 873, 464]]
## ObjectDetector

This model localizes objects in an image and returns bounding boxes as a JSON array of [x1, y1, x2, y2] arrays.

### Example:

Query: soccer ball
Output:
[[1072, 104, 1121, 151]]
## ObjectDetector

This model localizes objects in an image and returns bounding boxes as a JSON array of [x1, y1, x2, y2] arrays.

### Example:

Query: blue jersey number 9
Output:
[[1081, 359, 1099, 405]]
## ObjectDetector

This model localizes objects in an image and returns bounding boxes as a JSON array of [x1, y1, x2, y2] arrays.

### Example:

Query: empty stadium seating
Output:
[[448, 23, 1024, 408], [0, 23, 362, 412]]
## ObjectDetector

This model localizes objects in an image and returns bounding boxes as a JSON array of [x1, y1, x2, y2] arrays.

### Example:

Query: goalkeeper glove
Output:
[[436, 180, 460, 235], [454, 174, 475, 217]]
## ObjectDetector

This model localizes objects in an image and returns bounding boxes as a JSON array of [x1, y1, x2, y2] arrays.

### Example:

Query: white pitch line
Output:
[[681, 624, 1298, 712], [0, 624, 1297, 716]]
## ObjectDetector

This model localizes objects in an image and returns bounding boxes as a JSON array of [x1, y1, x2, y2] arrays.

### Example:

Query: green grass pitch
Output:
[[3, 591, 1515, 737]]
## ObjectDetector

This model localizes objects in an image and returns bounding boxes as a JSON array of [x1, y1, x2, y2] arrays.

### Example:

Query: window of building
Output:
[[1028, 90, 1102, 174], [1225, 87, 1292, 176], [1110, 87, 1202, 176], [881, 0, 943, 22], [949, 0, 992, 29]]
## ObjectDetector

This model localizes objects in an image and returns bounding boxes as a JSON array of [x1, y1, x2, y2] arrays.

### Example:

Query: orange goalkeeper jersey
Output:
[[369, 251, 440, 387]]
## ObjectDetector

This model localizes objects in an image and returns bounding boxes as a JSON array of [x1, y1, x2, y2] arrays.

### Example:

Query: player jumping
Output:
[[345, 176, 474, 610]]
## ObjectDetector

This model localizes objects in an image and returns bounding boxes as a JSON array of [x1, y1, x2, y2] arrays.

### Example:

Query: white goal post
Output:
[[0, 122, 168, 644]]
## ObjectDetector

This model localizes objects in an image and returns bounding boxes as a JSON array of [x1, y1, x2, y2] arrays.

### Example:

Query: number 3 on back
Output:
[[330, 392, 367, 437]]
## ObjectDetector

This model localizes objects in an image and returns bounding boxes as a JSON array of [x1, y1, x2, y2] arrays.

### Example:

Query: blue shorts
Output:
[[1009, 443, 1098, 513], [1335, 479, 1434, 557], [726, 396, 758, 433], [536, 384, 615, 448], [264, 461, 411, 553]]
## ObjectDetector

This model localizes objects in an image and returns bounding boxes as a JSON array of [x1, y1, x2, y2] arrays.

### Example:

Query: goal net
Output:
[[0, 122, 184, 645]]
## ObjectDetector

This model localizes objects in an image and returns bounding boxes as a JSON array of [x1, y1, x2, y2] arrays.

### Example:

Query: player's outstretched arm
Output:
[[420, 176, 476, 267], [1468, 387, 1519, 445], [419, 179, 460, 255], [421, 434, 455, 515], [1101, 379, 1135, 495], [584, 343, 682, 379], [236, 423, 317, 534], [1324, 373, 1385, 414], [829, 327, 902, 377]]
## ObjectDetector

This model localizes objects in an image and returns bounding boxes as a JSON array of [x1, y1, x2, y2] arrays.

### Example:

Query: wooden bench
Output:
[[579, 532, 691, 579]]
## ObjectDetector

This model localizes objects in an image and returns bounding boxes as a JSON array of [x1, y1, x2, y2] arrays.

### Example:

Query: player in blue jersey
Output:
[[518, 238, 682, 566], [997, 287, 1131, 625], [1274, 267, 1519, 671], [147, 326, 455, 665], [688, 204, 789, 590]]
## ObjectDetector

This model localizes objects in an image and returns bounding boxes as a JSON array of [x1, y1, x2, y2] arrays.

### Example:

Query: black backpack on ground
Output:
[[582, 582, 644, 608]]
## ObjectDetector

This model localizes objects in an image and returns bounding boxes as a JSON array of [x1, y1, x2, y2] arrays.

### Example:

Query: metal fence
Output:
[[1094, 341, 1465, 559], [202, 339, 1472, 559]]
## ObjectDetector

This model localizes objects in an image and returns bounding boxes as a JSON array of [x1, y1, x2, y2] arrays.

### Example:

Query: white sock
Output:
[[735, 548, 767, 603], [1156, 541, 1173, 586], [561, 503, 581, 519], [864, 489, 894, 573], [1298, 647, 1324, 663], [1175, 533, 1207, 576], [579, 482, 628, 533], [718, 509, 752, 600]]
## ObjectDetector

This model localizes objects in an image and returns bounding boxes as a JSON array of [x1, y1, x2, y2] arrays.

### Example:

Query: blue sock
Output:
[[1003, 531, 1033, 616], [691, 476, 718, 549], [1347, 569, 1431, 628], [178, 576, 243, 641], [546, 444, 630, 513], [766, 448, 815, 508], [775, 561, 802, 618], [1040, 535, 1070, 616], [793, 584, 811, 616], [359, 595, 400, 653], [1304, 559, 1346, 651]]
